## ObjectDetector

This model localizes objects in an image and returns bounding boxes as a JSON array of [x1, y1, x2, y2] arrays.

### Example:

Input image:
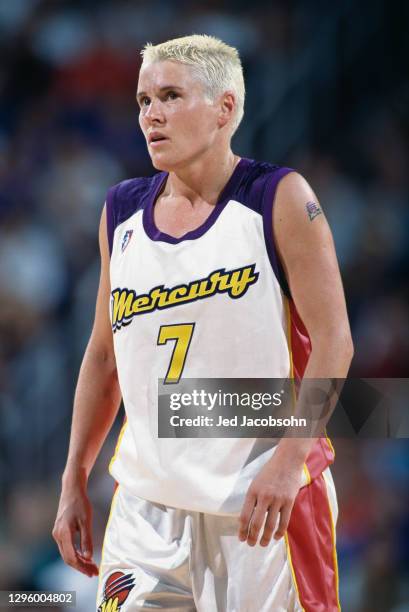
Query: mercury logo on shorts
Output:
[[110, 263, 259, 333], [98, 571, 135, 611]]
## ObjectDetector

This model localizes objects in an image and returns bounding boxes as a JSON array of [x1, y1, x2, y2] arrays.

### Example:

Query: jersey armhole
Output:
[[262, 167, 295, 297], [106, 184, 119, 256]]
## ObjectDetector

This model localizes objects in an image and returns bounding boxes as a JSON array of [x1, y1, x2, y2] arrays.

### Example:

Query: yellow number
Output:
[[157, 323, 195, 384]]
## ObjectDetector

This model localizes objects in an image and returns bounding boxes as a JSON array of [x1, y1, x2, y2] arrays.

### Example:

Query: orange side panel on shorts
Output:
[[286, 474, 340, 611], [305, 438, 334, 479], [288, 299, 335, 478], [288, 299, 311, 382]]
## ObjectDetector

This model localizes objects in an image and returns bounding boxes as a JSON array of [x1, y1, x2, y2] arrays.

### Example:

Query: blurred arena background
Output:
[[0, 0, 408, 610]]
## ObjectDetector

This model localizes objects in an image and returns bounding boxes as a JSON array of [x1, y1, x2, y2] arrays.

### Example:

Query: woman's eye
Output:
[[166, 91, 178, 100], [140, 97, 150, 106]]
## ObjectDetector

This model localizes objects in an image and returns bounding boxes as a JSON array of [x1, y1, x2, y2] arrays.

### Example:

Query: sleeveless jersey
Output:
[[106, 158, 334, 514]]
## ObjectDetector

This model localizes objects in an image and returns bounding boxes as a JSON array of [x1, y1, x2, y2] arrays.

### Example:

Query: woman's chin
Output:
[[149, 150, 191, 173], [150, 154, 173, 172]]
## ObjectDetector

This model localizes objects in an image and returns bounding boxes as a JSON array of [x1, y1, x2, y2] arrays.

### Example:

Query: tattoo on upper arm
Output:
[[306, 201, 322, 221]]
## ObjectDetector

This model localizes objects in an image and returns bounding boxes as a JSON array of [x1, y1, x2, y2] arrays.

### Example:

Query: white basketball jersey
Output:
[[106, 158, 334, 514]]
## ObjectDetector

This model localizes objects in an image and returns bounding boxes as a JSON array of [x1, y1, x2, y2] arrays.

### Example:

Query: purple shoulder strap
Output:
[[234, 160, 294, 295], [262, 167, 294, 296], [105, 174, 164, 255]]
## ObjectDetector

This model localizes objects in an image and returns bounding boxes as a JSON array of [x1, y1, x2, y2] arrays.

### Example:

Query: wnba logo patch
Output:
[[98, 571, 135, 611], [121, 230, 133, 253]]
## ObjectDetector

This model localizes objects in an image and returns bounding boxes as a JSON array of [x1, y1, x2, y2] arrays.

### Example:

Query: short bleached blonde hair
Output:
[[141, 34, 245, 135]]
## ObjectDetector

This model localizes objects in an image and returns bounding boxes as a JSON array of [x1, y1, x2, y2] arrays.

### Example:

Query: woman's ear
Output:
[[218, 92, 236, 128]]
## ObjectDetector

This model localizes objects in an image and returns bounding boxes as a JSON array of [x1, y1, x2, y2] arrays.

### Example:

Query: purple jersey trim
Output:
[[106, 184, 118, 255], [142, 158, 252, 244], [106, 159, 295, 295], [262, 167, 295, 296], [106, 174, 163, 255], [229, 162, 294, 296]]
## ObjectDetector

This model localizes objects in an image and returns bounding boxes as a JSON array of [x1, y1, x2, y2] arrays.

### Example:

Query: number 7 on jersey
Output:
[[157, 323, 195, 384]]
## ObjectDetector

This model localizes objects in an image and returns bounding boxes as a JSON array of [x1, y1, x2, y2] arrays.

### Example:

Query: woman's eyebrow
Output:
[[137, 85, 184, 99]]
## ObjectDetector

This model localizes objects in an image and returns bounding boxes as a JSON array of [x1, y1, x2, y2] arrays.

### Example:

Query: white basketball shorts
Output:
[[96, 468, 339, 611]]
